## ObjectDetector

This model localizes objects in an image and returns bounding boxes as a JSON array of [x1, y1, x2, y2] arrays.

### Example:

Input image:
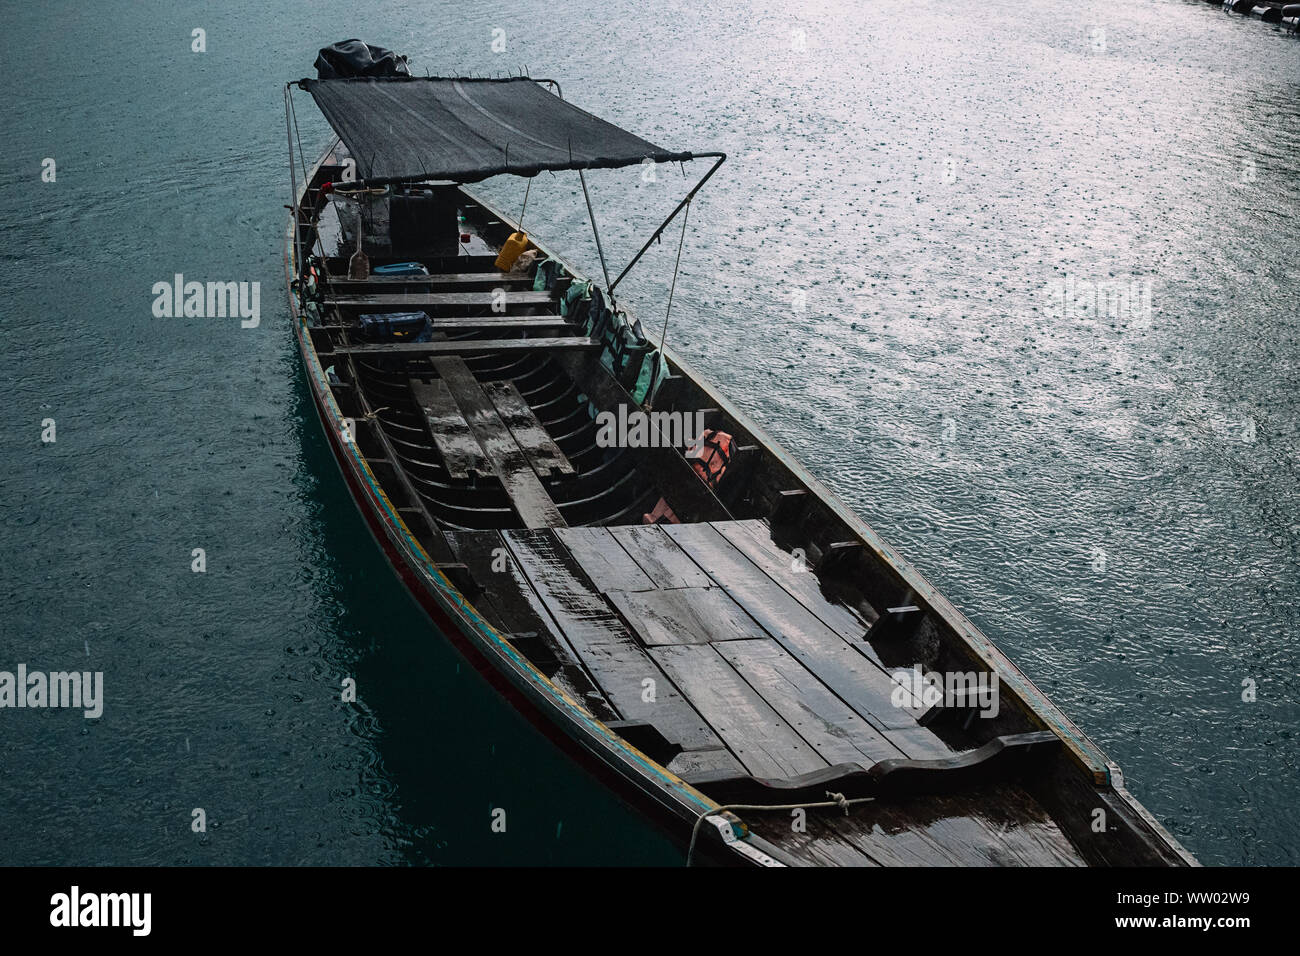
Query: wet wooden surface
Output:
[[609, 525, 712, 589], [664, 523, 939, 749], [482, 380, 575, 478], [759, 783, 1087, 867], [714, 519, 874, 647], [502, 529, 722, 752], [325, 290, 556, 307], [327, 272, 534, 288], [409, 378, 491, 480], [606, 587, 770, 646], [448, 517, 1082, 865], [554, 526, 657, 593], [714, 638, 906, 765], [444, 530, 615, 720], [498, 521, 952, 769], [434, 358, 566, 529], [649, 643, 828, 778]]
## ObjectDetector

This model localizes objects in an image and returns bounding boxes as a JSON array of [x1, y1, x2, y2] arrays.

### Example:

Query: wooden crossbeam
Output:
[[324, 337, 600, 358], [324, 291, 554, 307], [327, 272, 534, 288], [316, 315, 572, 332]]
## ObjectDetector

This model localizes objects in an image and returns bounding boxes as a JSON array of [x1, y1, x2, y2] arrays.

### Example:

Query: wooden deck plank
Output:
[[802, 786, 1087, 867], [443, 530, 616, 720], [648, 643, 829, 779], [608, 524, 712, 589], [331, 337, 599, 357], [327, 272, 535, 288], [714, 639, 907, 765], [409, 378, 491, 480], [664, 747, 746, 780], [482, 380, 575, 478], [554, 527, 656, 593], [319, 316, 571, 332], [713, 519, 873, 647], [434, 358, 566, 529], [784, 816, 884, 867], [606, 587, 770, 647], [325, 290, 555, 307], [663, 523, 943, 753], [502, 529, 725, 753]]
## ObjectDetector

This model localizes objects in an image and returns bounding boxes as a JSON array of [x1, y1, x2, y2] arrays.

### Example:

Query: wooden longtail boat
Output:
[[282, 49, 1195, 866]]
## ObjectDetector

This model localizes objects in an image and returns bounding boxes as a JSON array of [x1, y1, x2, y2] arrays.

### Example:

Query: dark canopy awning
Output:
[[301, 76, 696, 183]]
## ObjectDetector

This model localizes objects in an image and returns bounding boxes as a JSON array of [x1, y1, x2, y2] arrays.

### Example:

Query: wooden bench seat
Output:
[[327, 272, 535, 288], [324, 291, 555, 308], [327, 337, 600, 358], [317, 315, 572, 333]]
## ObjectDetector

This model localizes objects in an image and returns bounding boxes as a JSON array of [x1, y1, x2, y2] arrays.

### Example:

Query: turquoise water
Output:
[[1, 0, 1296, 865]]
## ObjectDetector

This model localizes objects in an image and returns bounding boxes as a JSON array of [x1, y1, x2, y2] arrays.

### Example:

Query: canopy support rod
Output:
[[519, 176, 532, 231], [659, 198, 691, 352], [608, 152, 725, 296], [284, 84, 299, 213], [578, 169, 612, 292]]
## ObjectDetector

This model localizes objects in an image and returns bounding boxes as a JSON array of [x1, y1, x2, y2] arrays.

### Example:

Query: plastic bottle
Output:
[[494, 231, 529, 271]]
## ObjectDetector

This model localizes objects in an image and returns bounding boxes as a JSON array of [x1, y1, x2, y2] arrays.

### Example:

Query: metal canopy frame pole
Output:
[[284, 84, 299, 212], [578, 169, 613, 292], [607, 152, 726, 297]]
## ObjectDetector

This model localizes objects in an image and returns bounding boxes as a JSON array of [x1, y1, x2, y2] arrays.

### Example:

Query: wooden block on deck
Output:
[[665, 747, 746, 780], [482, 380, 575, 478], [434, 358, 567, 529], [409, 378, 491, 480]]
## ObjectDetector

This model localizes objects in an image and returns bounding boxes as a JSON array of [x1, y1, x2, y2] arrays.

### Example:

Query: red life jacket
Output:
[[642, 429, 734, 525], [642, 497, 678, 525], [688, 430, 733, 489]]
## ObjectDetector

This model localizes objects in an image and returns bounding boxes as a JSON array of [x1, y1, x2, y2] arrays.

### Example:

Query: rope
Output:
[[287, 88, 309, 198], [578, 169, 612, 293], [685, 791, 875, 866], [658, 198, 691, 353], [519, 176, 532, 231]]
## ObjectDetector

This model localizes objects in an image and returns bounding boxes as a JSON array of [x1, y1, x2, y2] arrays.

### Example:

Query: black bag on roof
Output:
[[314, 40, 410, 80]]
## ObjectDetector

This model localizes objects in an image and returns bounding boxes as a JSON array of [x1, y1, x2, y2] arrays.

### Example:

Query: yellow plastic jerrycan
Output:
[[494, 231, 529, 271]]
